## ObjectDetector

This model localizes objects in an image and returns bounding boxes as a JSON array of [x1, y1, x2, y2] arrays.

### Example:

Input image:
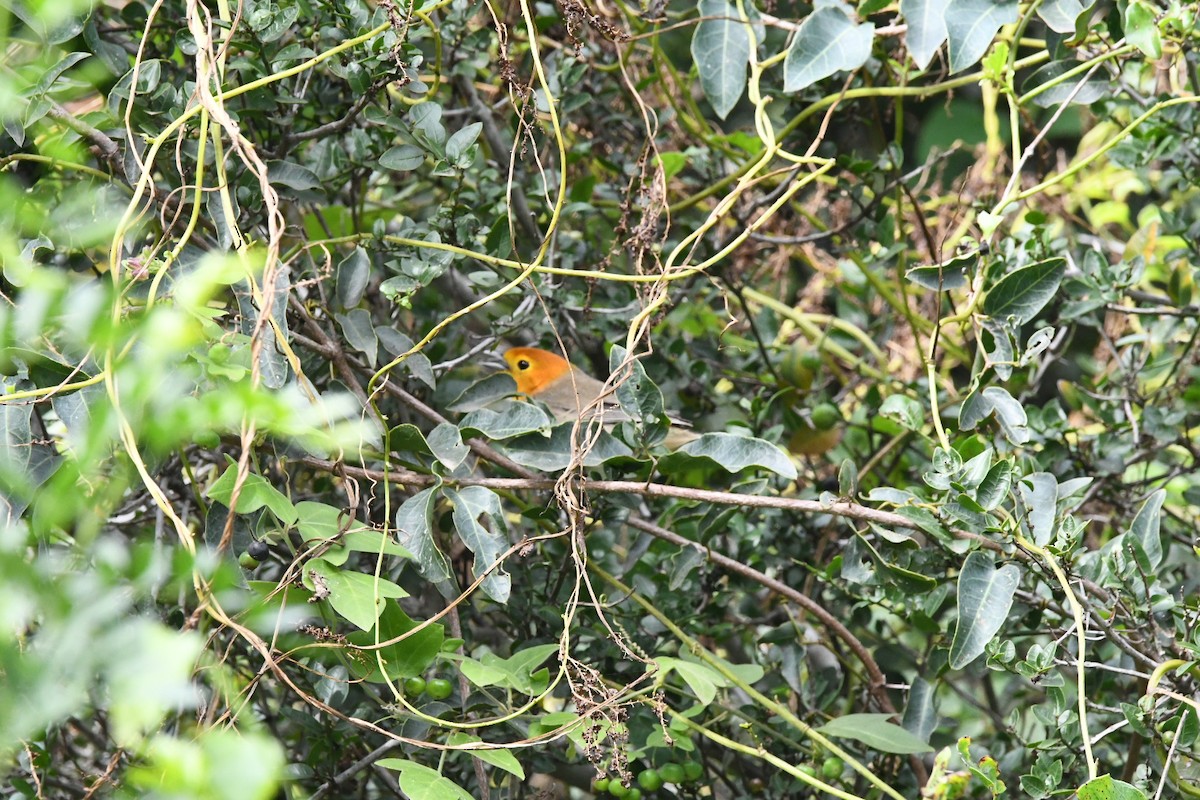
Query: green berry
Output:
[[637, 769, 663, 791], [821, 756, 844, 780], [810, 402, 841, 431], [426, 678, 453, 700], [404, 677, 427, 696], [658, 763, 685, 784]]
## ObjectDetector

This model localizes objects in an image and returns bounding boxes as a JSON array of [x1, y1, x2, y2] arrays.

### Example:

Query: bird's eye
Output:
[[517, 359, 530, 371]]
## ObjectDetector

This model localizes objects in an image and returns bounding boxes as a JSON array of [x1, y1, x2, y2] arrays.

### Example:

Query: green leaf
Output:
[[495, 423, 633, 470], [816, 713, 935, 754], [84, 15, 131, 75], [323, 529, 413, 567], [395, 488, 453, 591], [664, 432, 797, 480], [905, 257, 970, 290], [838, 458, 858, 496], [980, 319, 1016, 380], [853, 533, 938, 592], [460, 399, 554, 439], [944, 0, 1018, 73], [376, 759, 473, 800], [1019, 472, 1058, 546], [304, 559, 407, 631], [879, 394, 924, 431], [902, 677, 937, 743], [1057, 477, 1094, 505], [1129, 489, 1166, 570], [1037, 0, 1085, 32], [902, 0, 949, 69], [408, 102, 447, 150], [982, 258, 1066, 324], [389, 423, 435, 463], [610, 345, 668, 441], [446, 122, 482, 161], [1022, 62, 1106, 108], [460, 644, 558, 693], [376, 328, 435, 389], [691, 0, 750, 119], [655, 657, 729, 706], [980, 386, 1030, 445], [1123, 1, 1162, 59], [347, 603, 444, 682], [295, 498, 373, 548], [949, 551, 1020, 669], [976, 459, 1013, 511], [446, 487, 511, 604], [335, 247, 370, 309], [448, 372, 518, 413], [783, 7, 874, 93], [704, 652, 764, 686], [427, 422, 470, 470], [380, 144, 426, 171], [31, 51, 91, 96], [335, 309, 379, 367], [459, 658, 507, 688], [1077, 774, 1147, 800], [267, 160, 321, 191], [295, 503, 412, 566], [447, 733, 526, 780], [207, 458, 298, 525]]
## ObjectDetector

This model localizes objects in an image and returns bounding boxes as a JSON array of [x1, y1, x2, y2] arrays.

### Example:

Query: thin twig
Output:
[[297, 456, 926, 530]]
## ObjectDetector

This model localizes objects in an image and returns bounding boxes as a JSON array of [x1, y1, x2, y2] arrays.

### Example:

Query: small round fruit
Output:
[[798, 764, 817, 778], [626, 790, 642, 800], [682, 761, 703, 782], [593, 777, 610, 793], [810, 402, 841, 431], [658, 763, 686, 784], [247, 539, 270, 561], [426, 678, 453, 700], [238, 551, 260, 569], [607, 782, 630, 798], [781, 345, 821, 392], [637, 769, 663, 791], [404, 677, 427, 696], [821, 756, 844, 780]]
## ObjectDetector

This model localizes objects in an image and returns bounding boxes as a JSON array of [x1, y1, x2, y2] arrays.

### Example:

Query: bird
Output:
[[502, 346, 698, 449]]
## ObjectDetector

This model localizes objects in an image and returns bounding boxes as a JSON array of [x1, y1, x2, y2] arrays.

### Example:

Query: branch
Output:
[[310, 738, 405, 800], [297, 456, 924, 530], [44, 99, 120, 162], [298, 456, 910, 718], [623, 516, 898, 715]]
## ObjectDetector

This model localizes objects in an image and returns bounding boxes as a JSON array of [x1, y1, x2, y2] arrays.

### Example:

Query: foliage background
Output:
[[2, 0, 1199, 797]]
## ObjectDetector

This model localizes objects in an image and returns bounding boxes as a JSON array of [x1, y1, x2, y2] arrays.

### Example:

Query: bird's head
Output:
[[503, 347, 572, 395]]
